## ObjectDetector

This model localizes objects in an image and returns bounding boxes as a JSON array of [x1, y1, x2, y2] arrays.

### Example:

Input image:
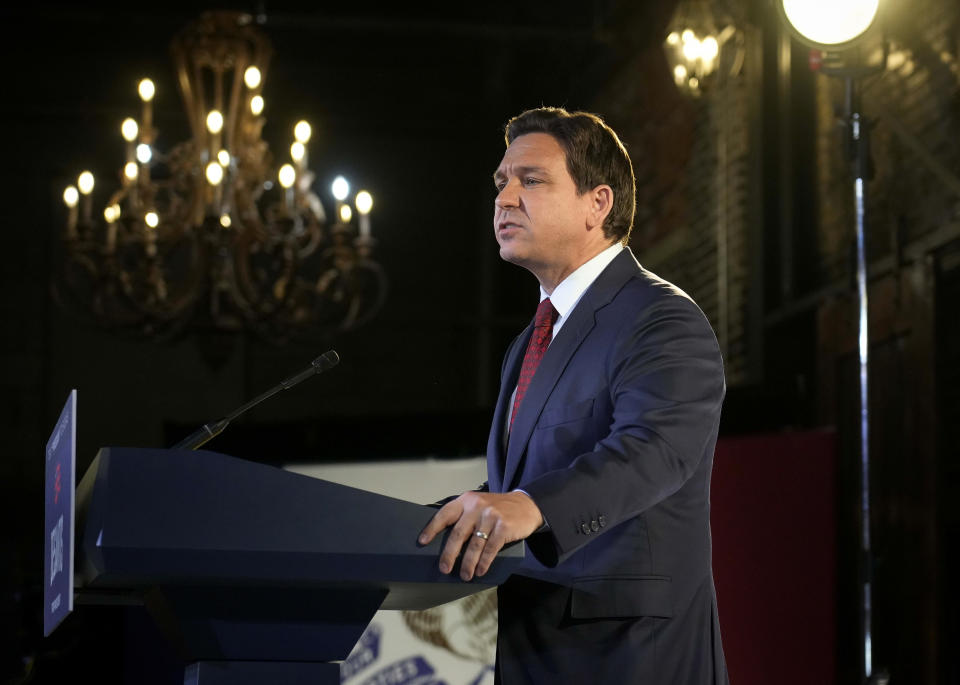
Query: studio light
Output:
[[778, 0, 880, 50]]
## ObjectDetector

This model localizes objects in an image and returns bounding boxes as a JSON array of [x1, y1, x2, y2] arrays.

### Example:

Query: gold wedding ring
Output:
[[474, 530, 490, 541]]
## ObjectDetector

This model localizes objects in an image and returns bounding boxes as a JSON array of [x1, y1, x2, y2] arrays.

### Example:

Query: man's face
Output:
[[493, 133, 596, 288]]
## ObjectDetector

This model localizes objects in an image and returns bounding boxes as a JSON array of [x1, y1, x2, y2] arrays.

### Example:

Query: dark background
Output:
[[2, 1, 959, 683]]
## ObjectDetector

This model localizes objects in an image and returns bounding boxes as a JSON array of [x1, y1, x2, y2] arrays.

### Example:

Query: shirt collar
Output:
[[539, 241, 624, 318]]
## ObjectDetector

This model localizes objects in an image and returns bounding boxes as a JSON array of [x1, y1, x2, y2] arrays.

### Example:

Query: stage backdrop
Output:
[[287, 457, 496, 685], [288, 428, 837, 685]]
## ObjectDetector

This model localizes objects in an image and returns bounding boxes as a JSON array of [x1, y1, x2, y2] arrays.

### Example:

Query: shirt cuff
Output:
[[512, 488, 550, 532]]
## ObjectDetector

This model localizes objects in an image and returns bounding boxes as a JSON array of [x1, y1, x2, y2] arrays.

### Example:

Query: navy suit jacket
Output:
[[488, 248, 728, 683]]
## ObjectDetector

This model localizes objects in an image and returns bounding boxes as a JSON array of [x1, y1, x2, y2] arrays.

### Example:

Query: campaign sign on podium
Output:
[[43, 389, 76, 637]]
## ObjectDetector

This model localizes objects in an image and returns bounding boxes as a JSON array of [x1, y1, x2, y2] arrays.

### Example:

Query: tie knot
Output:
[[535, 298, 558, 328]]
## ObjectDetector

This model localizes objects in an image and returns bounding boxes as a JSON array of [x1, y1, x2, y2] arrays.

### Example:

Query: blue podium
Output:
[[74, 447, 521, 684]]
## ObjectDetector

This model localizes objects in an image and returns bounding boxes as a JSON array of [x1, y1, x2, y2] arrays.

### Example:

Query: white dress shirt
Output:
[[506, 240, 624, 431]]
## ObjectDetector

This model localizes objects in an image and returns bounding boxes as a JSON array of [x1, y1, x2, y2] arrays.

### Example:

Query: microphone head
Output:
[[313, 350, 340, 372]]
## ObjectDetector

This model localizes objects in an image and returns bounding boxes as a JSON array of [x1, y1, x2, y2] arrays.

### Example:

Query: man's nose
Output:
[[495, 180, 519, 208]]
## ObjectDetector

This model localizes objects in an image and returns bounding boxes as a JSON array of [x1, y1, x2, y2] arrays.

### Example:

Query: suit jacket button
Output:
[[598, 515, 606, 528], [580, 522, 591, 534], [590, 519, 600, 532]]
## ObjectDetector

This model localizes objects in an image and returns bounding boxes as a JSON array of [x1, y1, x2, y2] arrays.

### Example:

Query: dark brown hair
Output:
[[505, 107, 636, 243]]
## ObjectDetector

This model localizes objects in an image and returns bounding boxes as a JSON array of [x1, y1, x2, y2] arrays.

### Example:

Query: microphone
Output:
[[172, 349, 340, 451]]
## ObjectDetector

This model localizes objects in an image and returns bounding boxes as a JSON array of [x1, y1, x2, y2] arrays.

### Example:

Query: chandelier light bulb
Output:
[[63, 186, 79, 208], [205, 161, 224, 186], [682, 37, 702, 61], [339, 205, 353, 223], [331, 175, 349, 201], [243, 66, 262, 89], [77, 171, 95, 195], [702, 36, 719, 61], [217, 149, 231, 167], [294, 120, 312, 144], [250, 95, 264, 116], [136, 143, 152, 164], [290, 141, 305, 162], [278, 163, 296, 189], [681, 29, 695, 43], [667, 31, 680, 45], [220, 213, 232, 228], [138, 78, 155, 102], [206, 110, 224, 134], [144, 211, 159, 228], [674, 64, 688, 80], [104, 205, 118, 223], [355, 190, 373, 215], [780, 0, 880, 46], [121, 118, 139, 142], [124, 162, 138, 181]]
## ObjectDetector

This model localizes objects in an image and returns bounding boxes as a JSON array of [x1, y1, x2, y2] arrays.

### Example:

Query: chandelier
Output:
[[663, 1, 744, 96], [56, 11, 387, 343]]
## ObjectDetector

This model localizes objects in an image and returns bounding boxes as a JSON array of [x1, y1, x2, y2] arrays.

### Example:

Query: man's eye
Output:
[[495, 182, 506, 192], [523, 178, 542, 186]]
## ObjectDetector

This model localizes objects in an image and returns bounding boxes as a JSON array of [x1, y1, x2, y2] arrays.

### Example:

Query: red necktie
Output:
[[510, 298, 559, 430]]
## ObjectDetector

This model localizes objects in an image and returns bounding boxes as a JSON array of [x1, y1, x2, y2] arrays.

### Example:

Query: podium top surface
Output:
[[76, 447, 522, 610]]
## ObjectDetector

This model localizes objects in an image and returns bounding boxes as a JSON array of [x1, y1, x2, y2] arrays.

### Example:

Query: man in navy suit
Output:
[[419, 107, 728, 684]]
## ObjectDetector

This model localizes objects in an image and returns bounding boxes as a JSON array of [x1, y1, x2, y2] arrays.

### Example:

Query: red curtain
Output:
[[711, 430, 837, 685]]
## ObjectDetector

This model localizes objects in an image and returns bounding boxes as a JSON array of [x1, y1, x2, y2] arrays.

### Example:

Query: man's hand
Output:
[[418, 490, 543, 581]]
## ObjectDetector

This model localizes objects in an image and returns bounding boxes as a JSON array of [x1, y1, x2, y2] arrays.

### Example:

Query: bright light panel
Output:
[[781, 0, 880, 46]]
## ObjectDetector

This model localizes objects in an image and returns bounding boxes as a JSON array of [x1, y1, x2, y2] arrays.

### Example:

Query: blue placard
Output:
[[43, 389, 76, 637]]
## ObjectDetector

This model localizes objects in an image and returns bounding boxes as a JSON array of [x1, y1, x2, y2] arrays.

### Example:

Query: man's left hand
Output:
[[418, 490, 543, 581]]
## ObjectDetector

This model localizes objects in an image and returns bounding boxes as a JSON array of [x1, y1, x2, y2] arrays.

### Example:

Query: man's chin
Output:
[[498, 246, 525, 266], [498, 240, 527, 261]]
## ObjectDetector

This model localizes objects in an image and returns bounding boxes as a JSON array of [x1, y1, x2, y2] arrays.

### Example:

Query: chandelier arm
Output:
[[295, 220, 324, 260], [337, 259, 390, 332]]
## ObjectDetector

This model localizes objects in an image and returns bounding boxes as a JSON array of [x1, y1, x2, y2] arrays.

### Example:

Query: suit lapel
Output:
[[487, 327, 531, 491], [501, 248, 641, 490]]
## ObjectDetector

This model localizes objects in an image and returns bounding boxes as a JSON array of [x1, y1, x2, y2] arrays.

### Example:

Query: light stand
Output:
[[775, 2, 888, 683], [843, 76, 882, 685]]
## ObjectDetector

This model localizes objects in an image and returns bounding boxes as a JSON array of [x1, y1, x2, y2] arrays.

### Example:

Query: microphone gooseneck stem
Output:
[[171, 350, 340, 451]]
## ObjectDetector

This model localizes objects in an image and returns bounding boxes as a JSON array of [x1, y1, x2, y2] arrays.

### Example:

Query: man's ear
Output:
[[587, 185, 614, 231]]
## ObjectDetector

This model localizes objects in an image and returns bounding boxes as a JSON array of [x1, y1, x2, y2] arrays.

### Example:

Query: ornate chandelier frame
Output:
[[57, 11, 387, 343]]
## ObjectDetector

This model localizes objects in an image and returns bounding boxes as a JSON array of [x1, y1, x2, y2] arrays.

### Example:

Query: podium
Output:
[[74, 447, 522, 684]]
